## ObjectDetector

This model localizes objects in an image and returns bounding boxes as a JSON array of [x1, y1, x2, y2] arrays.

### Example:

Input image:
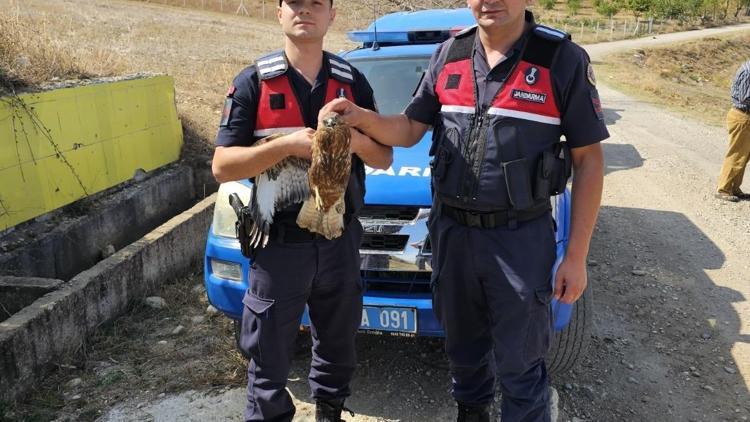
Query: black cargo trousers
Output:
[[239, 219, 364, 422], [429, 206, 557, 422]]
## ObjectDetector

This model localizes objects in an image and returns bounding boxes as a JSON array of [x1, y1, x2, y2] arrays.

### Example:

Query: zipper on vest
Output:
[[470, 105, 490, 201], [468, 104, 489, 201], [457, 112, 477, 201]]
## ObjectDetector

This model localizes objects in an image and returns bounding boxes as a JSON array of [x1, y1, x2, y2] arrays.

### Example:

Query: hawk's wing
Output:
[[246, 137, 310, 248]]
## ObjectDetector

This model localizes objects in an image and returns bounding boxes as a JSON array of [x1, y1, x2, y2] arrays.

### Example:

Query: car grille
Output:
[[361, 270, 432, 294], [359, 206, 421, 223], [360, 234, 410, 252]]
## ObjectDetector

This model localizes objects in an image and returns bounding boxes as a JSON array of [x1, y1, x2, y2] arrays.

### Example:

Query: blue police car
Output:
[[204, 8, 592, 375]]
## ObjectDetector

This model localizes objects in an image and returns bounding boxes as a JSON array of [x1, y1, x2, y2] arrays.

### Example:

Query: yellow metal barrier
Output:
[[0, 76, 183, 231]]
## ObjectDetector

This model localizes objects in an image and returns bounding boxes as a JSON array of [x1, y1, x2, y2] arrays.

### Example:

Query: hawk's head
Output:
[[321, 113, 344, 129]]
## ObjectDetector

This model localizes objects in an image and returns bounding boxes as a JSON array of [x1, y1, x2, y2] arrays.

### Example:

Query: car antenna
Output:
[[372, 1, 380, 51]]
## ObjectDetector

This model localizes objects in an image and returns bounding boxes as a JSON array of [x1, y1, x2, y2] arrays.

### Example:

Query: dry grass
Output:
[[1, 274, 247, 422], [0, 3, 127, 94], [597, 32, 750, 126], [134, 0, 750, 44], [2, 0, 747, 150], [135, 0, 466, 29], [13, 0, 354, 143]]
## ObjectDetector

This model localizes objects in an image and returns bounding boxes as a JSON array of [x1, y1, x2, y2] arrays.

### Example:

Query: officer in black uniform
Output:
[[211, 1, 392, 421], [320, 0, 608, 420]]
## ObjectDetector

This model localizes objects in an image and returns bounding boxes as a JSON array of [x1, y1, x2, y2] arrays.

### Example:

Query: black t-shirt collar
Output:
[[284, 51, 328, 92]]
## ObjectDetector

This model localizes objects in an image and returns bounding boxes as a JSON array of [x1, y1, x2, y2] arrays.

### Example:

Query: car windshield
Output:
[[349, 57, 431, 116]]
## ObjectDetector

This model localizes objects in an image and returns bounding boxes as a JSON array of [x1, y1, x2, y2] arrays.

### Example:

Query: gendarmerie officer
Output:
[[211, 1, 392, 420], [319, 0, 608, 420]]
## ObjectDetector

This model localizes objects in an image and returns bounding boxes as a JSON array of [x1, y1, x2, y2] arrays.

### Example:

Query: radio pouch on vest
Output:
[[503, 158, 535, 210], [535, 142, 571, 199]]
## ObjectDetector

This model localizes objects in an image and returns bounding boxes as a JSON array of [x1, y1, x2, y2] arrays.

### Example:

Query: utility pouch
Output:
[[550, 142, 572, 196], [229, 193, 256, 259], [535, 148, 555, 200], [535, 142, 572, 198], [503, 158, 534, 210]]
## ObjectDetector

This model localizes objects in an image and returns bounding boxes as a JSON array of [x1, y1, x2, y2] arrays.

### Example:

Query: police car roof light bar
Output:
[[347, 8, 475, 47], [347, 30, 455, 45]]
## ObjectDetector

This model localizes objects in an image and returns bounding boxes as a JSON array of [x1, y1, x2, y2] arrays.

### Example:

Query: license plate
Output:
[[360, 306, 417, 335]]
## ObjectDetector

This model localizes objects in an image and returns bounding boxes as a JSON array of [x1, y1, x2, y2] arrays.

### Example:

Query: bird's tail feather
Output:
[[296, 196, 345, 240]]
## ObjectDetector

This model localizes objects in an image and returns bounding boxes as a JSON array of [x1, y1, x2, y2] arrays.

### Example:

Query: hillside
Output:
[[598, 32, 750, 126], [1, 0, 748, 147]]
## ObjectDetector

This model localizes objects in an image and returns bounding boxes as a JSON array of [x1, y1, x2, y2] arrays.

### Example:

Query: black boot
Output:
[[315, 399, 354, 422], [457, 403, 490, 422]]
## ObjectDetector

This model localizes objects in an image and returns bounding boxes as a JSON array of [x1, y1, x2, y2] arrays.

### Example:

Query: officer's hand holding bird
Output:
[[318, 98, 368, 129]]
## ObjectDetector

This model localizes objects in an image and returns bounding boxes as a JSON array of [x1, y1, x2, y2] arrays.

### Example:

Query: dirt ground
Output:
[[1, 1, 750, 421]]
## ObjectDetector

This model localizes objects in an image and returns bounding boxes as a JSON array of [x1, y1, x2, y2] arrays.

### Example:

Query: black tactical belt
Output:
[[269, 224, 320, 243], [269, 213, 354, 244], [441, 201, 550, 229]]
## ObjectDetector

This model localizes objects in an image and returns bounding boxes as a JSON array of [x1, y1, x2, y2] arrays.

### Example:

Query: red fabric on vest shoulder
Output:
[[435, 59, 475, 108], [493, 60, 560, 119], [256, 74, 354, 136], [325, 79, 353, 103], [256, 77, 305, 133]]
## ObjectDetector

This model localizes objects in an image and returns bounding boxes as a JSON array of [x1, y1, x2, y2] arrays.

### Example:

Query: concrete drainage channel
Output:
[[0, 164, 217, 402]]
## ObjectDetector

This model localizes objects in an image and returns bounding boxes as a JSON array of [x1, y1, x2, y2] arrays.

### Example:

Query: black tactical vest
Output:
[[431, 25, 569, 213]]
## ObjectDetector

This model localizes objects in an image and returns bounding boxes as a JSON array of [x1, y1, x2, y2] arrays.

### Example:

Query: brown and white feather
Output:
[[296, 115, 351, 239]]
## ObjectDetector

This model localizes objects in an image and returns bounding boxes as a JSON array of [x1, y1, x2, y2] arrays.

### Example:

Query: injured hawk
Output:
[[244, 114, 351, 248], [296, 113, 352, 240]]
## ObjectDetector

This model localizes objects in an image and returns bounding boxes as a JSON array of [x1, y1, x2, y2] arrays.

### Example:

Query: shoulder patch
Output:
[[533, 25, 570, 43], [590, 88, 604, 121], [454, 25, 478, 38], [256, 51, 288, 80], [587, 62, 597, 86], [326, 52, 354, 84]]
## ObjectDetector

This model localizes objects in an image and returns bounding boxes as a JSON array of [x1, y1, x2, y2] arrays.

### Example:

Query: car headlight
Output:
[[211, 181, 253, 238], [210, 259, 243, 282]]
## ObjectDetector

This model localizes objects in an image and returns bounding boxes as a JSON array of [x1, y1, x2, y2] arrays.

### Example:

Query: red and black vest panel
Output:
[[254, 51, 354, 140], [432, 26, 566, 212]]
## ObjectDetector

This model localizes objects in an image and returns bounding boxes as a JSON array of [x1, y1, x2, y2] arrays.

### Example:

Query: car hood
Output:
[[364, 131, 432, 207]]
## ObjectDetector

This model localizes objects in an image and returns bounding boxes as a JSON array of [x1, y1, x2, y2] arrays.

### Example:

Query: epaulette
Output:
[[532, 25, 571, 42], [326, 52, 354, 84], [256, 51, 288, 80], [453, 24, 478, 39]]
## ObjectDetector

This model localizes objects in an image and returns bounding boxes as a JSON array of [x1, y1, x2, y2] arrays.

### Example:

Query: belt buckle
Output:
[[464, 211, 482, 227]]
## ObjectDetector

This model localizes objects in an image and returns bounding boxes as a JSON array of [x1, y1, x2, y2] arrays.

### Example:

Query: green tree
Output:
[[626, 0, 653, 18], [567, 0, 582, 14], [734, 0, 750, 17], [540, 0, 557, 10], [596, 0, 623, 17], [651, 0, 686, 19]]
